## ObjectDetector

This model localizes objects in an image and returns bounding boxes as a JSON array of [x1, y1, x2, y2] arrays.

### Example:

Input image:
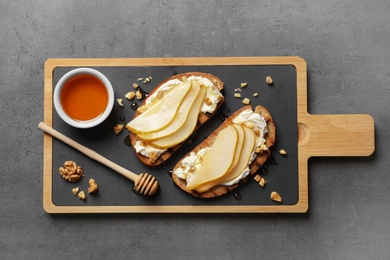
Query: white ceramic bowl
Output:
[[53, 68, 114, 128]]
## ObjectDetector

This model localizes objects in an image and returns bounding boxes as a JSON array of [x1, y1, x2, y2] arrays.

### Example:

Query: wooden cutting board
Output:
[[42, 57, 375, 213]]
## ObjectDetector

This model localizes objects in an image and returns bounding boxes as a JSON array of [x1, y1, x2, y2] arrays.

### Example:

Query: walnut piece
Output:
[[116, 98, 123, 107], [234, 93, 242, 98], [88, 179, 98, 193], [148, 152, 159, 164], [59, 161, 84, 182], [254, 174, 267, 187], [133, 83, 139, 89], [242, 98, 251, 105], [270, 191, 282, 202], [135, 90, 143, 100], [78, 191, 86, 200], [157, 91, 164, 99], [240, 82, 248, 88], [266, 76, 273, 85], [125, 91, 135, 100], [253, 93, 258, 97], [114, 124, 124, 134], [253, 174, 262, 182], [143, 77, 151, 84], [204, 97, 212, 106], [279, 149, 287, 155], [72, 187, 80, 195], [259, 177, 267, 187]]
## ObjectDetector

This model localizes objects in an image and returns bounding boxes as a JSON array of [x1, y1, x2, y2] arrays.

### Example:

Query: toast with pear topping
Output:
[[172, 105, 276, 198], [126, 72, 224, 167]]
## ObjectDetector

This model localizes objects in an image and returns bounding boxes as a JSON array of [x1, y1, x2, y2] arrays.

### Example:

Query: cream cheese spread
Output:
[[134, 140, 167, 157], [173, 108, 269, 188]]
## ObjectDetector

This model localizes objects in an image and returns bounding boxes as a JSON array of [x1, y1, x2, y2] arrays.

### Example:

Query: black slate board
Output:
[[51, 65, 298, 206]]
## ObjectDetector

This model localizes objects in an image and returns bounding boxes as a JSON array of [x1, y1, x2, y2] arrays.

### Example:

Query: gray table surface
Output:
[[1, 1, 388, 259]]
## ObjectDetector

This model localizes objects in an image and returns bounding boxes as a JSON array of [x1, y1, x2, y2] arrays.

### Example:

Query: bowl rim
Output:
[[53, 67, 115, 129]]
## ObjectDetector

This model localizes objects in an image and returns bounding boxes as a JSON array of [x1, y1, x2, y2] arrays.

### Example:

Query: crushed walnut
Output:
[[72, 187, 80, 195], [254, 174, 262, 182], [59, 161, 84, 182], [114, 124, 124, 134], [148, 152, 159, 164], [204, 97, 212, 106], [259, 178, 267, 187], [240, 82, 248, 88], [133, 83, 139, 89], [270, 191, 282, 202], [242, 98, 250, 105], [157, 91, 164, 99], [253, 93, 258, 97], [234, 93, 242, 98], [135, 90, 143, 100], [78, 191, 86, 200], [279, 149, 287, 155], [125, 91, 135, 100], [143, 77, 151, 84], [254, 174, 267, 187], [88, 179, 98, 193], [116, 98, 123, 107], [266, 76, 273, 85]]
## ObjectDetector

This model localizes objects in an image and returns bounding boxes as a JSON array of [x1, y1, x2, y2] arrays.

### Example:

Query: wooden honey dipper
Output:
[[38, 122, 159, 197]]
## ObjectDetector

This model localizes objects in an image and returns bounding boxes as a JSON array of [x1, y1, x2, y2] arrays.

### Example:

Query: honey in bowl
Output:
[[60, 74, 108, 121]]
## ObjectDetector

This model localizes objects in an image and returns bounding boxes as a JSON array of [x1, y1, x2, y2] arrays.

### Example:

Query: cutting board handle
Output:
[[298, 114, 375, 158]]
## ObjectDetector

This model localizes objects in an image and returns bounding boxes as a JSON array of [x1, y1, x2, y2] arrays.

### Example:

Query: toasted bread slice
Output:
[[127, 72, 224, 167], [172, 105, 276, 198]]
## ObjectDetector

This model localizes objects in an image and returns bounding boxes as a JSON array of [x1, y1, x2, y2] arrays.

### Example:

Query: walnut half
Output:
[[270, 191, 282, 202], [88, 179, 98, 193], [78, 191, 86, 200], [114, 124, 124, 134], [59, 161, 84, 182]]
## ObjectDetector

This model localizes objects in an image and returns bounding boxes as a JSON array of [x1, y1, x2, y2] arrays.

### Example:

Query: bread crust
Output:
[[172, 105, 276, 198], [128, 72, 224, 167]]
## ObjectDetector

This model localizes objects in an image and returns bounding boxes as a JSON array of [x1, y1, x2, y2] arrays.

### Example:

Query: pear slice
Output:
[[195, 125, 256, 193], [149, 85, 207, 148], [186, 125, 238, 191], [137, 81, 201, 141], [126, 80, 192, 134]]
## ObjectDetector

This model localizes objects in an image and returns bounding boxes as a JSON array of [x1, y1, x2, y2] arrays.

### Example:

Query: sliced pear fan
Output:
[[137, 81, 201, 141], [126, 80, 192, 134], [186, 125, 238, 191], [194, 125, 256, 193], [150, 85, 207, 148]]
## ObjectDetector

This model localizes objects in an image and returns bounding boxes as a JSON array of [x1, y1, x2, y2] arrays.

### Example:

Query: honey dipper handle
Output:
[[38, 122, 139, 182]]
